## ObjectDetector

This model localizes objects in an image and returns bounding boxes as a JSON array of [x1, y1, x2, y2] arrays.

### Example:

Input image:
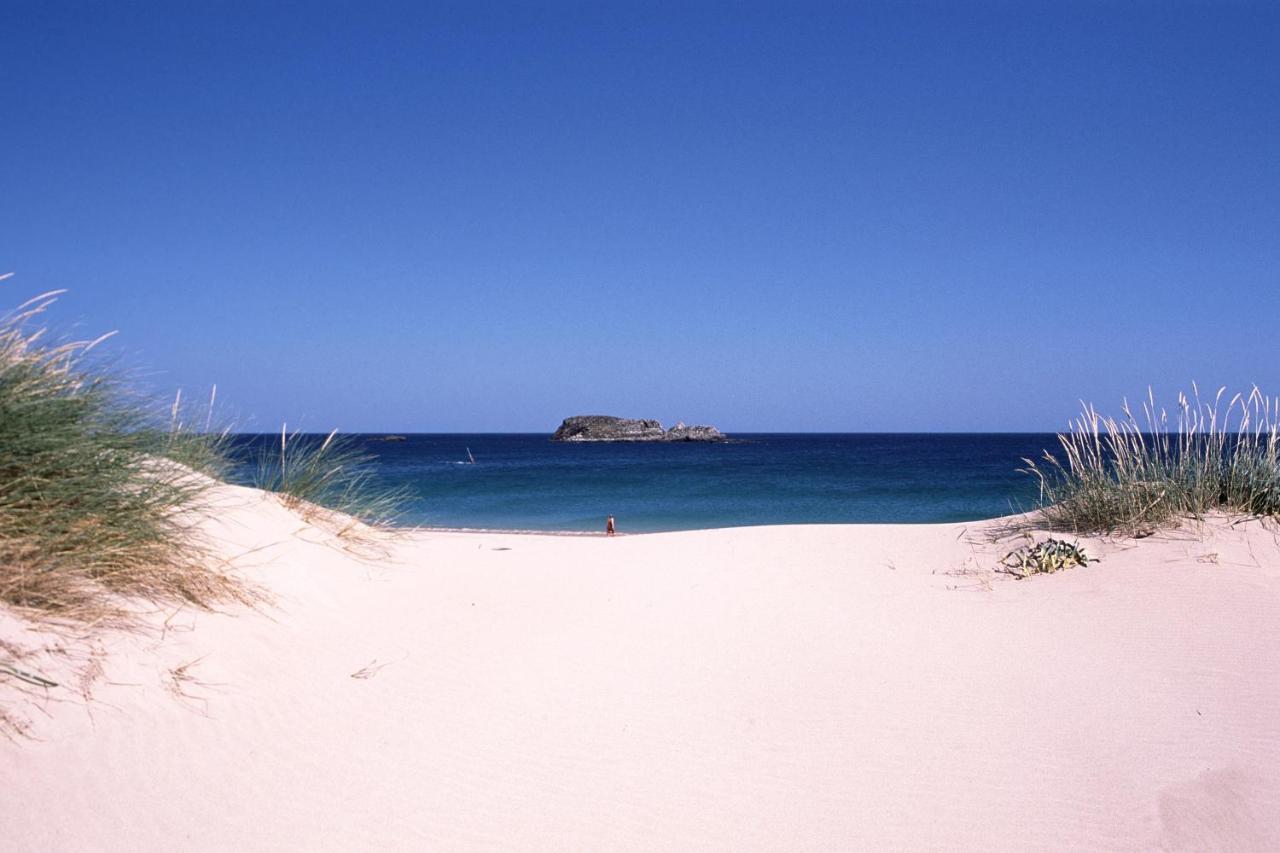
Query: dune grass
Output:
[[0, 289, 244, 624], [1022, 385, 1280, 535], [252, 426, 406, 534], [0, 284, 410, 738], [158, 386, 234, 480], [0, 287, 404, 627]]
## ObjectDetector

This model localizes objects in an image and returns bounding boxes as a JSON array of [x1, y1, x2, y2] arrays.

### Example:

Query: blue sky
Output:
[[3, 1, 1277, 432]]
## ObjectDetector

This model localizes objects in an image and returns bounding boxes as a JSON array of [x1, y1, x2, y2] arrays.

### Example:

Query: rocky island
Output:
[[551, 415, 727, 442]]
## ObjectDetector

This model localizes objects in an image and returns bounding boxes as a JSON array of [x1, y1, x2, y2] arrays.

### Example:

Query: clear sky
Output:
[[3, 2, 1277, 432]]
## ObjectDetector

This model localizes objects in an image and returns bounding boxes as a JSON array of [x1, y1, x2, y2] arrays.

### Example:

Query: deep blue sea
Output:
[[228, 433, 1060, 532]]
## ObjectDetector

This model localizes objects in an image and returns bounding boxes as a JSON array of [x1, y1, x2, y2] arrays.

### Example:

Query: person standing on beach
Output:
[[606, 515, 615, 536]]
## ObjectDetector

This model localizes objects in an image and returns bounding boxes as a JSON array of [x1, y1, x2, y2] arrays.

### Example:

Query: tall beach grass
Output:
[[252, 426, 406, 534], [0, 288, 243, 624], [0, 286, 404, 626], [0, 284, 409, 737], [1023, 385, 1280, 535]]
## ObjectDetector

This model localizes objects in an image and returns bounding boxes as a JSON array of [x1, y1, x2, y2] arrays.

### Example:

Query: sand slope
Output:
[[3, 483, 1280, 851]]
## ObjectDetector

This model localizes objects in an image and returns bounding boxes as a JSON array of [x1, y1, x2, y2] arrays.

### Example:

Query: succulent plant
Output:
[[999, 538, 1090, 578]]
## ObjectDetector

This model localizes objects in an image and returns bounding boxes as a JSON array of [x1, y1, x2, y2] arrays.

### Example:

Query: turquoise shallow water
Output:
[[229, 433, 1056, 532]]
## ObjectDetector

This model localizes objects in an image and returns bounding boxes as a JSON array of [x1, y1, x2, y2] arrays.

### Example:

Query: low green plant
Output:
[[1022, 386, 1280, 535], [998, 538, 1090, 578]]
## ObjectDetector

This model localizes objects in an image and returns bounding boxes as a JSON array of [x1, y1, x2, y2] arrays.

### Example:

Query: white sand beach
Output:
[[3, 481, 1280, 852]]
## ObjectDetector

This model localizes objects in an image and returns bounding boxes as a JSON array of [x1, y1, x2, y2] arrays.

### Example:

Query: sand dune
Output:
[[3, 482, 1279, 851]]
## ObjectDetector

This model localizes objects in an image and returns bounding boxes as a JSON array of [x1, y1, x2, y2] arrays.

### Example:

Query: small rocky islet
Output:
[[551, 415, 726, 442]]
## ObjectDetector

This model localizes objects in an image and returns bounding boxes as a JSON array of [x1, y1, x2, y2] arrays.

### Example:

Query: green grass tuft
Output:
[[1, 287, 407, 627], [252, 426, 407, 534], [157, 385, 234, 480], [0, 290, 245, 624]]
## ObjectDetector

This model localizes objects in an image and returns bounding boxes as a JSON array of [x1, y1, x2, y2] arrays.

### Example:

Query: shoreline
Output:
[[407, 518, 1014, 537]]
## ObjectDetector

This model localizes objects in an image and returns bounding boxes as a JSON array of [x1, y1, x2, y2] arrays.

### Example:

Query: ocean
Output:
[[228, 433, 1060, 532]]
